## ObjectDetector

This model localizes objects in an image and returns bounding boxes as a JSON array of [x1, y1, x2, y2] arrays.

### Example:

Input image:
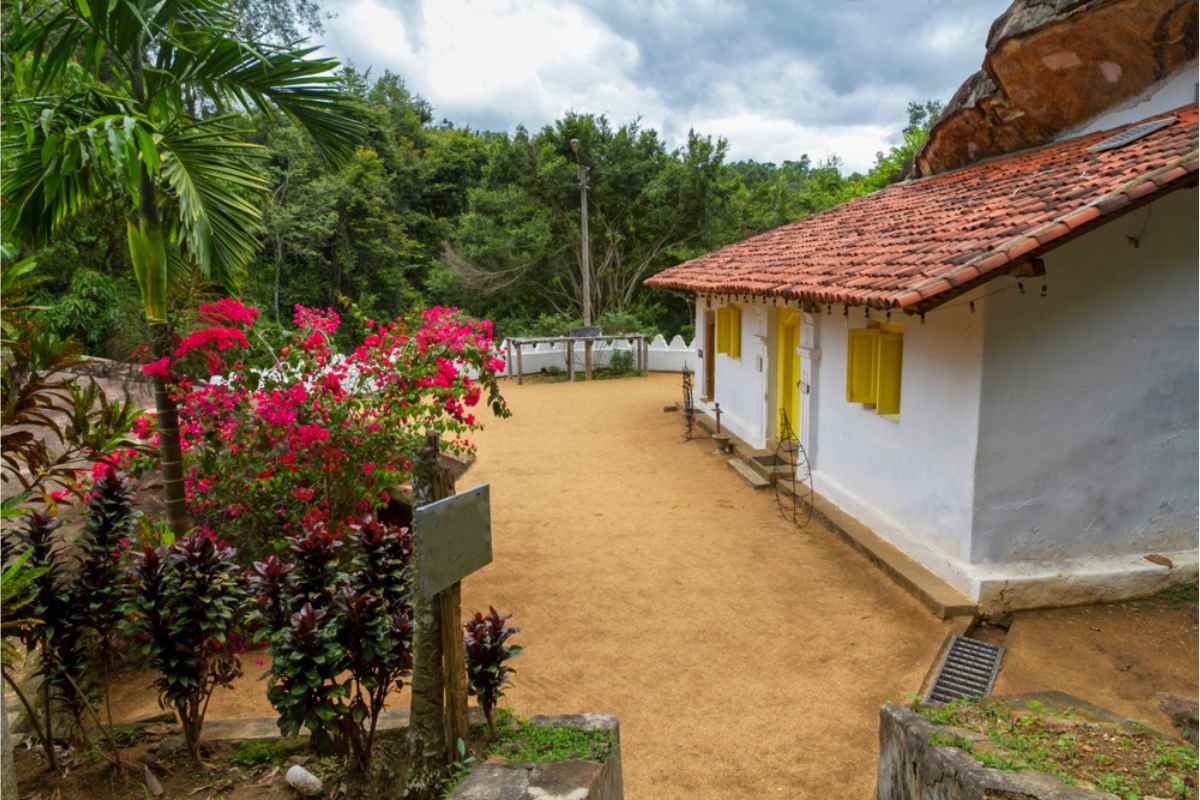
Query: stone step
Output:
[[727, 458, 771, 489]]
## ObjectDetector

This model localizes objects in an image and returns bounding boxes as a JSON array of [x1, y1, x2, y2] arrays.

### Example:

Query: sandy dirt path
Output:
[[109, 373, 950, 798], [458, 374, 946, 798]]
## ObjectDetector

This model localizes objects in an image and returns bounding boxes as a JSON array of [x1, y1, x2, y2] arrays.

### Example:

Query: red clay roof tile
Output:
[[645, 105, 1199, 310]]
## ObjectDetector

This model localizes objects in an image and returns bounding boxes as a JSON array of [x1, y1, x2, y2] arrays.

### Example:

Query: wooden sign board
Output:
[[413, 484, 492, 599]]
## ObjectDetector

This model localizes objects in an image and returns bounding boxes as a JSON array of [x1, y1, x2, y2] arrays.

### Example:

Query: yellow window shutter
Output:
[[875, 331, 903, 415], [846, 328, 879, 404], [729, 307, 741, 358], [716, 308, 729, 354]]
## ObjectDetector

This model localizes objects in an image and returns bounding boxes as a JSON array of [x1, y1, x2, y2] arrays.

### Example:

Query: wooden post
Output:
[[506, 340, 514, 382], [584, 339, 593, 381], [640, 336, 648, 375], [440, 585, 469, 758], [567, 338, 575, 382], [407, 434, 466, 775], [515, 342, 524, 385]]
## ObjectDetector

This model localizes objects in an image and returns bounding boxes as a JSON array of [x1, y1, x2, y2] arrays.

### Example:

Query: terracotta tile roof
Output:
[[645, 105, 1199, 311]]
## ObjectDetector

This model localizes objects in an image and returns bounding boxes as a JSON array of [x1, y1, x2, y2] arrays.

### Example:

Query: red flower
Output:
[[141, 357, 172, 379], [199, 298, 261, 328]]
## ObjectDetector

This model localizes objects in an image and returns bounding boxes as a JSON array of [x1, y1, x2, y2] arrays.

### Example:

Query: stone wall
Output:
[[876, 693, 1185, 799]]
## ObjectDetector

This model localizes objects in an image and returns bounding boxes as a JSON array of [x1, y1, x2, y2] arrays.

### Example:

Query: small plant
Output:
[[463, 607, 522, 738], [0, 545, 56, 769], [72, 466, 138, 730], [492, 717, 612, 764], [260, 517, 415, 788], [230, 739, 290, 767], [266, 603, 345, 754], [608, 349, 635, 373], [20, 509, 90, 751], [125, 534, 249, 763]]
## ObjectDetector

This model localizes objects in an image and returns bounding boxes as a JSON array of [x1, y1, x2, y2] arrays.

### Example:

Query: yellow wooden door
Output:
[[775, 311, 801, 439]]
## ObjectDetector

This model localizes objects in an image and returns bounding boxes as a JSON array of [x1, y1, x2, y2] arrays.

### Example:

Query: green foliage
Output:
[[260, 517, 414, 778], [72, 467, 138, 669], [0, 549, 46, 669], [6, 23, 940, 346], [490, 714, 613, 764], [37, 269, 141, 355], [230, 739, 291, 767], [920, 697, 1198, 796], [124, 534, 249, 763], [463, 607, 522, 737], [608, 350, 635, 374]]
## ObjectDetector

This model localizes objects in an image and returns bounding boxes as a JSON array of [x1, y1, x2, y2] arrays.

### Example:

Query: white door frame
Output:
[[797, 312, 820, 467]]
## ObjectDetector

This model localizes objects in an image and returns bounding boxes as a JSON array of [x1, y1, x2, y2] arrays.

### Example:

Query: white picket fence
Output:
[[492, 335, 700, 377]]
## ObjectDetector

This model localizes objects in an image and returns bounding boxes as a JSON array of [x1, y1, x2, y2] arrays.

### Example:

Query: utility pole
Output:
[[570, 138, 593, 380]]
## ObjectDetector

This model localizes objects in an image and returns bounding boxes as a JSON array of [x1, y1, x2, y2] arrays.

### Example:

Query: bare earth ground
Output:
[[108, 373, 946, 798], [100, 373, 1199, 798], [997, 589, 1199, 733]]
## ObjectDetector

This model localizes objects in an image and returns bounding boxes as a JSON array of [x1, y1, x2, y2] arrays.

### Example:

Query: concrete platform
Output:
[[704, 420, 976, 620], [777, 479, 976, 620]]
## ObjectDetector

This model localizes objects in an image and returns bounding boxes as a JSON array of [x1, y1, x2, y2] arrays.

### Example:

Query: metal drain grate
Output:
[[926, 635, 1005, 704]]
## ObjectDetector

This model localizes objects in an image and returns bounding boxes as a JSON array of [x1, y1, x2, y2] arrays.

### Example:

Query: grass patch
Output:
[[913, 698, 1198, 798], [486, 710, 613, 765], [229, 739, 291, 767]]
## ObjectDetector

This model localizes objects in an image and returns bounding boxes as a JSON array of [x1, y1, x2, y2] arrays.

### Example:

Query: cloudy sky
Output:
[[317, 0, 1009, 172]]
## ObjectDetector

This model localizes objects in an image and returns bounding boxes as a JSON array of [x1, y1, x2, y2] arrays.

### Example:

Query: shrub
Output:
[[125, 534, 249, 763], [19, 510, 90, 739], [72, 466, 138, 719], [259, 516, 415, 784], [126, 300, 509, 561], [608, 349, 635, 373], [463, 608, 522, 737]]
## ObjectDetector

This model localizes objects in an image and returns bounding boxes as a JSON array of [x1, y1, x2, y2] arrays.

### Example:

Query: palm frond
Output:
[[159, 117, 268, 276], [164, 39, 365, 164]]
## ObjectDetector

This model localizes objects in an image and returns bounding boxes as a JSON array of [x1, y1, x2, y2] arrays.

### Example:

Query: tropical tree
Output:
[[2, 0, 363, 533]]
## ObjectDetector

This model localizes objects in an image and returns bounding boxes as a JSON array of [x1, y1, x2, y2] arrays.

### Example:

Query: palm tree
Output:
[[2, 0, 363, 533]]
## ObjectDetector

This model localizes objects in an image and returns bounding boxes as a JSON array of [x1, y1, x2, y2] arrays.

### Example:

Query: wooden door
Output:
[[703, 312, 716, 399], [775, 311, 801, 439]]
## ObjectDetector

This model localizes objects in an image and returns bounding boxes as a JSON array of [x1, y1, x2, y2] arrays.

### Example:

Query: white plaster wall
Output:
[[490, 336, 699, 378], [1057, 61, 1197, 139], [694, 300, 770, 449], [971, 188, 1199, 564], [810, 301, 985, 577]]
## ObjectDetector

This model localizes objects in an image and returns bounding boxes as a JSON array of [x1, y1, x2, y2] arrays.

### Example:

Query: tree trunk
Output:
[[150, 322, 190, 534], [3, 693, 18, 797]]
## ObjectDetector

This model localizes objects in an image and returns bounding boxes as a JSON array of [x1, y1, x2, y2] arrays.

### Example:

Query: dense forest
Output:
[[8, 9, 942, 354]]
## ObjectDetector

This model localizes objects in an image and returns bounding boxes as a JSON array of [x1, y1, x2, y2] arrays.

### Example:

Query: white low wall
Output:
[[492, 335, 700, 377]]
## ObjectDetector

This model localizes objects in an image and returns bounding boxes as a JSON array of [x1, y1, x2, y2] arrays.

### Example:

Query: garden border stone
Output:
[[448, 714, 623, 800], [876, 691, 1188, 800]]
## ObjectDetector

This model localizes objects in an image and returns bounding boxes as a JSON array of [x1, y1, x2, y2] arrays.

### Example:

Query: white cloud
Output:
[[684, 113, 892, 171], [317, 0, 999, 173]]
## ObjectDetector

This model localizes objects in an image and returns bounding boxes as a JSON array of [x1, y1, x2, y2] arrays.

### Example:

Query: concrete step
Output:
[[728, 458, 771, 489], [776, 481, 976, 620]]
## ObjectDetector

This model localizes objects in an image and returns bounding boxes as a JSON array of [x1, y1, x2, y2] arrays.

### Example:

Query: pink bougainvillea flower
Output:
[[199, 298, 261, 328], [174, 326, 249, 361], [48, 488, 70, 502], [141, 357, 172, 379]]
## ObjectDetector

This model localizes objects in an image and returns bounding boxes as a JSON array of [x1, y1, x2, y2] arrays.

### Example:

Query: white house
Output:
[[646, 66, 1199, 611]]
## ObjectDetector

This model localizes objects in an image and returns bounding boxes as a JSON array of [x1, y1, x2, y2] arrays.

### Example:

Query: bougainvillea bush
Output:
[[131, 299, 509, 559]]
